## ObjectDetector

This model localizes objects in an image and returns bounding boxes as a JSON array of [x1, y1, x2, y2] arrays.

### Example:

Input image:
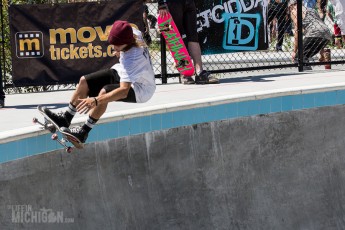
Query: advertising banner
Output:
[[195, 0, 268, 55], [9, 0, 142, 86]]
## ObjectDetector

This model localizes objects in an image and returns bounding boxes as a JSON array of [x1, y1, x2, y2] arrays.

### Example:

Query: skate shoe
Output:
[[195, 70, 219, 84], [61, 126, 88, 143], [38, 105, 70, 128], [182, 76, 195, 85]]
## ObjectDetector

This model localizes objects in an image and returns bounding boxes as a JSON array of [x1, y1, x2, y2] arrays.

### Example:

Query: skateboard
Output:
[[158, 12, 195, 76], [33, 105, 83, 153]]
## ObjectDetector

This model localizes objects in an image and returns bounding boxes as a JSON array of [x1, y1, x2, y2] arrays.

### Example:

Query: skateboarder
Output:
[[40, 20, 156, 143]]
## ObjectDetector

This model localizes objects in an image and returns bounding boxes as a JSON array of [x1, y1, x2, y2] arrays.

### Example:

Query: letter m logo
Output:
[[15, 31, 44, 58]]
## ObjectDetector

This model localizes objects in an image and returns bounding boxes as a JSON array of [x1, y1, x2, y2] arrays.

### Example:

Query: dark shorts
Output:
[[84, 69, 136, 103], [167, 0, 198, 43]]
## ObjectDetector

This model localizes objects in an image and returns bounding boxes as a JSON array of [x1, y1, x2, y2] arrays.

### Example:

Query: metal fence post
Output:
[[160, 34, 168, 84], [0, 48, 3, 98], [297, 0, 304, 72], [0, 3, 4, 99]]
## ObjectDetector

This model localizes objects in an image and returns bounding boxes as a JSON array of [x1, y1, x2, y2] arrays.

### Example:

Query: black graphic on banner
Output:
[[9, 0, 143, 87], [195, 0, 268, 55]]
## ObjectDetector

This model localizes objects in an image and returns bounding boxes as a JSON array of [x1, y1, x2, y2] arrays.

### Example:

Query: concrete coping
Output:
[[1, 82, 345, 144]]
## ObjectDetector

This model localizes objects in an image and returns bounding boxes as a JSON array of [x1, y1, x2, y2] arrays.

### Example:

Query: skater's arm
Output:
[[97, 82, 132, 104], [76, 82, 132, 113]]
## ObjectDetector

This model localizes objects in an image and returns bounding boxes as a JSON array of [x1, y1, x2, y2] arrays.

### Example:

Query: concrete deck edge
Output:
[[1, 82, 345, 144]]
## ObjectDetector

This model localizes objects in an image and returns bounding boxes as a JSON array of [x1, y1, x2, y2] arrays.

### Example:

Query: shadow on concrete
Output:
[[219, 72, 304, 84], [220, 76, 274, 83], [2, 103, 68, 110]]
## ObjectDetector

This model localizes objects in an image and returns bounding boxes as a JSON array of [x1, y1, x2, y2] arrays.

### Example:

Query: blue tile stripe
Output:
[[1, 89, 345, 163]]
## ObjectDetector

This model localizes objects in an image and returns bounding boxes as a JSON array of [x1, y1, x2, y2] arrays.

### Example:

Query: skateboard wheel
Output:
[[32, 117, 38, 123], [66, 147, 73, 153], [47, 124, 56, 133], [51, 133, 58, 140]]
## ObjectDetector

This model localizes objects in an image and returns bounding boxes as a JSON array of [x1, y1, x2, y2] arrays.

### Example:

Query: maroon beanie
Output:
[[108, 20, 135, 46]]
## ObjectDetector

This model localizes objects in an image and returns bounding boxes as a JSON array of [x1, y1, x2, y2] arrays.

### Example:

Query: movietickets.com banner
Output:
[[195, 0, 269, 55], [9, 0, 142, 87]]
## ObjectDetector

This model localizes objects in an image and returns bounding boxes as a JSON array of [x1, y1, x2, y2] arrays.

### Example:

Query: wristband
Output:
[[94, 97, 98, 106]]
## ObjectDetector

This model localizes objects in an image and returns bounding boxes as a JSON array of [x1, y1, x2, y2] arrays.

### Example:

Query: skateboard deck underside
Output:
[[36, 105, 83, 150], [61, 131, 83, 149]]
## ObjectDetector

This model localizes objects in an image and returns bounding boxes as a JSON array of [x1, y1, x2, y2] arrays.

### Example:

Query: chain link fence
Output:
[[1, 0, 345, 94], [145, 0, 345, 83], [1, 0, 78, 94]]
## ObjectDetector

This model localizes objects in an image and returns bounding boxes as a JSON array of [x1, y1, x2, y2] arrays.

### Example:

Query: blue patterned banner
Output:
[[196, 0, 269, 54]]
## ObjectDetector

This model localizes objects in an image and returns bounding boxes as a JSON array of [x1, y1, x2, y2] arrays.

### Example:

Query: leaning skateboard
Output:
[[33, 105, 83, 153], [158, 12, 195, 76]]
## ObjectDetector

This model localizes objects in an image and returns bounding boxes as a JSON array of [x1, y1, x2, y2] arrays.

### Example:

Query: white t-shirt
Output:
[[111, 30, 155, 103], [330, 0, 345, 29], [330, 0, 344, 17]]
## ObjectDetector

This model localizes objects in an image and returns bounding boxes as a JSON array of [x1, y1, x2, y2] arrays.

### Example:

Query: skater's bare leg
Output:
[[89, 89, 108, 119], [64, 88, 108, 142], [77, 82, 131, 117], [70, 76, 89, 106], [39, 76, 90, 127]]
